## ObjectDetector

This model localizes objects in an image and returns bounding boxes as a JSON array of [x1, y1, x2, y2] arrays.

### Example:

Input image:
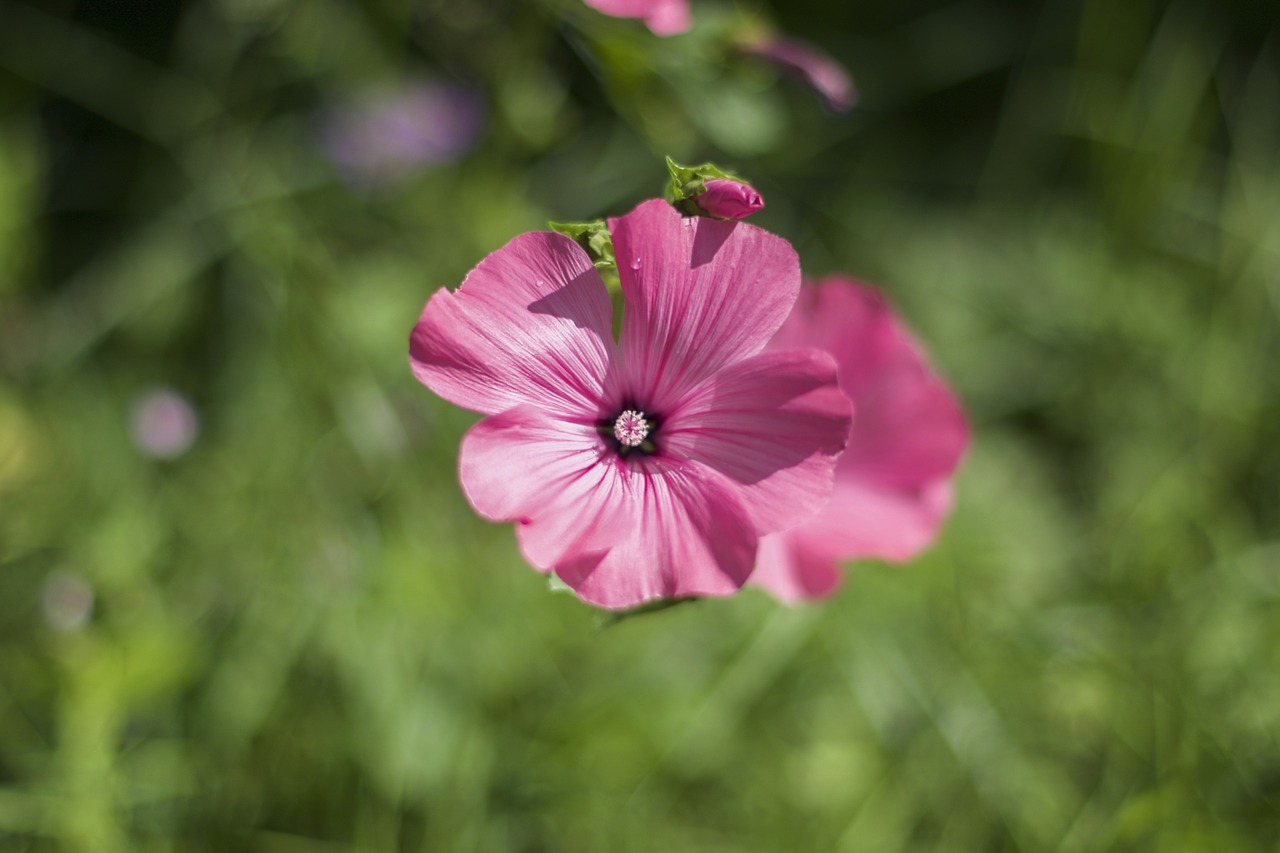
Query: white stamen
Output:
[[613, 410, 649, 447]]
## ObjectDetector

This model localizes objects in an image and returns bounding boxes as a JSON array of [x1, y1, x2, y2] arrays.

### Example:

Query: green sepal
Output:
[[547, 572, 576, 595], [548, 219, 616, 272], [665, 155, 739, 203]]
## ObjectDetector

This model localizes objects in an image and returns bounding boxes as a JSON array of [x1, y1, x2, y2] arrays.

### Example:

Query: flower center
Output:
[[612, 409, 650, 447]]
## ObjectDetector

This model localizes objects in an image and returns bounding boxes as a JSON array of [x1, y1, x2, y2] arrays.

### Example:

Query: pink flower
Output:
[[695, 179, 765, 220], [751, 277, 968, 602], [582, 0, 691, 36], [741, 34, 857, 112], [409, 200, 851, 609]]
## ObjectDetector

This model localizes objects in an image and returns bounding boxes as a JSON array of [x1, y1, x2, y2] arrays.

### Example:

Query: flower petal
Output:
[[741, 34, 857, 113], [770, 277, 968, 488], [841, 366, 969, 489], [751, 533, 844, 603], [459, 405, 632, 569], [768, 276, 900, 396], [554, 460, 757, 609], [410, 231, 616, 418], [806, 478, 955, 563], [752, 276, 969, 602], [609, 199, 801, 413], [751, 479, 954, 603], [660, 348, 851, 535], [582, 0, 691, 35]]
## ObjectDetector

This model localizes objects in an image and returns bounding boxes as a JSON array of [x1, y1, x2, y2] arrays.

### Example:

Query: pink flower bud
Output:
[[694, 179, 765, 220]]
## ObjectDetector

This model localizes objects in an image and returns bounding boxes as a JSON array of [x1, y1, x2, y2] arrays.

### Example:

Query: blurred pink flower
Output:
[[582, 0, 690, 36], [320, 79, 484, 191], [130, 388, 198, 459], [695, 179, 765, 220], [742, 34, 857, 112], [751, 277, 968, 602], [409, 200, 850, 609]]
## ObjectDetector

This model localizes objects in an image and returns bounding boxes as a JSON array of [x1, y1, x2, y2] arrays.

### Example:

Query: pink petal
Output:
[[751, 479, 954, 603], [751, 533, 844, 604], [582, 0, 691, 35], [609, 199, 801, 413], [660, 348, 851, 535], [752, 276, 969, 602], [554, 460, 757, 609], [840, 363, 969, 489], [409, 232, 616, 418], [768, 276, 902, 397], [808, 478, 955, 562], [741, 35, 857, 112], [459, 405, 634, 570], [641, 0, 691, 36], [771, 277, 968, 488]]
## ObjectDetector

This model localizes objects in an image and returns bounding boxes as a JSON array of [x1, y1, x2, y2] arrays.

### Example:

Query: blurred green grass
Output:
[[1, 0, 1278, 850]]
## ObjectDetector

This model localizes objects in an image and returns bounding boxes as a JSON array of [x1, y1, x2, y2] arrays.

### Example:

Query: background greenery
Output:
[[2, 0, 1278, 849]]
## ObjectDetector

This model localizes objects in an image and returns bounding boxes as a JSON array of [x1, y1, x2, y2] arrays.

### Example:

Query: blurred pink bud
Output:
[[319, 78, 485, 191], [742, 34, 857, 112], [695, 179, 765, 220], [130, 388, 198, 459], [582, 0, 690, 36], [42, 571, 94, 631]]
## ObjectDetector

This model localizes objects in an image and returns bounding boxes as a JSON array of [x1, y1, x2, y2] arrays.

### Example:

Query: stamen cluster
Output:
[[613, 409, 650, 447]]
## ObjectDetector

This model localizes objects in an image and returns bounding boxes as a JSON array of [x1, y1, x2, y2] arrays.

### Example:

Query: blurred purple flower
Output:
[[742, 34, 857, 112], [320, 79, 485, 191], [42, 571, 94, 631], [131, 388, 198, 459], [694, 179, 765, 220], [582, 0, 690, 36]]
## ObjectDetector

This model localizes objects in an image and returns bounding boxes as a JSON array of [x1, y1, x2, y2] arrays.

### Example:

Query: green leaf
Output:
[[548, 218, 616, 271]]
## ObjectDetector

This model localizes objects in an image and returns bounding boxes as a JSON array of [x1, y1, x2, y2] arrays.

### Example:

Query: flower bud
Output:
[[694, 179, 765, 220]]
